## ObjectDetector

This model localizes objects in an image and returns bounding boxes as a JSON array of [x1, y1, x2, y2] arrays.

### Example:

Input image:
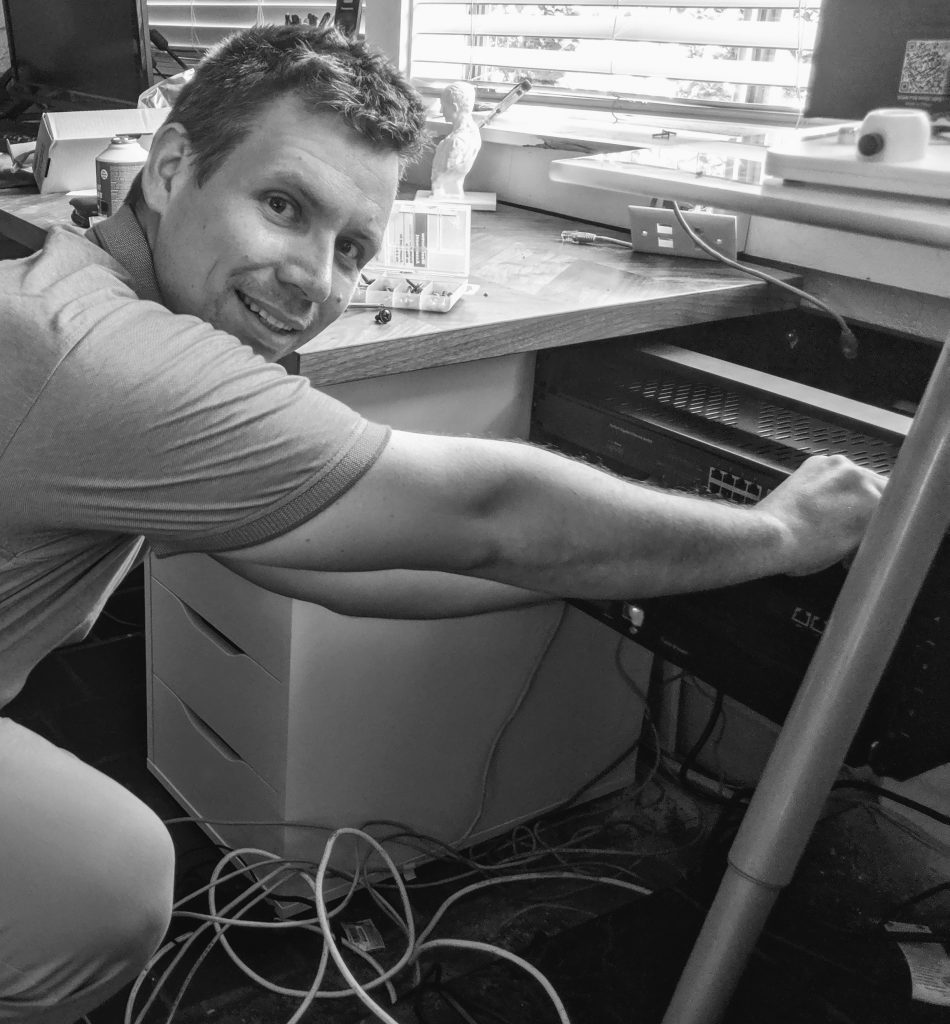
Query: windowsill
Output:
[[423, 100, 829, 155]]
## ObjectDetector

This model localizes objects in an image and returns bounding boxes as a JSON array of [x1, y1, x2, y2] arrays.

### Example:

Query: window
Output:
[[409, 1, 823, 121]]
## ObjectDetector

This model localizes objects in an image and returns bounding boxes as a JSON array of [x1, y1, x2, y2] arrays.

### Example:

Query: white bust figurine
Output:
[[430, 81, 482, 199]]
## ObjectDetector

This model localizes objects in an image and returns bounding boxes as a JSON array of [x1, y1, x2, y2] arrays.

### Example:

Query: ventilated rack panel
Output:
[[607, 372, 901, 476]]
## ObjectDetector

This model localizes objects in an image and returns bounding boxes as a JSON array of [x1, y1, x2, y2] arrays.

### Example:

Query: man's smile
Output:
[[236, 289, 312, 335]]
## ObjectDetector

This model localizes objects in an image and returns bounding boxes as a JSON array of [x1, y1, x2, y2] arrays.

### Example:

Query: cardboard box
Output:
[[34, 108, 170, 194]]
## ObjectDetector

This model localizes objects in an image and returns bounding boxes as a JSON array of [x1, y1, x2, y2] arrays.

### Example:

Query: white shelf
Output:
[[550, 153, 950, 248]]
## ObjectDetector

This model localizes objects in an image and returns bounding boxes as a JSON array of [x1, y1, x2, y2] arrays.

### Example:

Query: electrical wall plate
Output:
[[628, 205, 738, 262]]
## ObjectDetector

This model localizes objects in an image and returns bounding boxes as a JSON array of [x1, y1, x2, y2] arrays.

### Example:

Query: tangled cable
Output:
[[125, 823, 657, 1024]]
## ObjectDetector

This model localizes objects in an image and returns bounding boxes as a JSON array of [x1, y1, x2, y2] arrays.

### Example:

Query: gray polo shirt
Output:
[[0, 206, 389, 706]]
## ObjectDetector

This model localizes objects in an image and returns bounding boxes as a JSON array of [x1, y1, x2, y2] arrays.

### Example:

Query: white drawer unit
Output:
[[151, 674, 281, 841], [151, 550, 292, 681], [149, 578, 288, 789]]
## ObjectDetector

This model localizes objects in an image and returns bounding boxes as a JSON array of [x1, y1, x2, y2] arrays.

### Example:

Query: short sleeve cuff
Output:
[[151, 420, 391, 556]]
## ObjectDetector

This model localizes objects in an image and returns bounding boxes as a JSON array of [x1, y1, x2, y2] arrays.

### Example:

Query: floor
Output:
[[5, 566, 950, 1024]]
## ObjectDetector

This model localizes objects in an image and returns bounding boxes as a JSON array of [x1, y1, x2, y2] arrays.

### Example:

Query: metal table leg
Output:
[[661, 337, 950, 1024]]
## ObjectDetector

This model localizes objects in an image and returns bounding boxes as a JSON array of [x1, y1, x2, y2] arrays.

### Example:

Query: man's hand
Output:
[[755, 454, 886, 577]]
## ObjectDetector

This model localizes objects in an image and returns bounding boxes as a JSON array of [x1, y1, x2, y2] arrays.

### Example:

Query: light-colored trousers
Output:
[[0, 717, 175, 1023]]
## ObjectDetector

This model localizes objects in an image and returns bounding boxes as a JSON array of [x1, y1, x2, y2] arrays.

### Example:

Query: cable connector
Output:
[[839, 327, 859, 360], [560, 230, 632, 248], [561, 230, 598, 245]]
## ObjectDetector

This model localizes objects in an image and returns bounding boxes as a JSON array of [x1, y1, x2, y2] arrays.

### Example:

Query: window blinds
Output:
[[410, 1, 823, 113], [146, 2, 336, 50]]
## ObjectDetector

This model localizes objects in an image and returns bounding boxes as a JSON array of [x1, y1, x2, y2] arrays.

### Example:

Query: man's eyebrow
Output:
[[270, 170, 329, 210]]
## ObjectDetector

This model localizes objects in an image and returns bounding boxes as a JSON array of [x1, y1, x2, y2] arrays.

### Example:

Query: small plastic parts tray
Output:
[[351, 200, 475, 313]]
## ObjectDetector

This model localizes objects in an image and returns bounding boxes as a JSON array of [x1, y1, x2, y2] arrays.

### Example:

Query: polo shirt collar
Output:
[[88, 205, 163, 305]]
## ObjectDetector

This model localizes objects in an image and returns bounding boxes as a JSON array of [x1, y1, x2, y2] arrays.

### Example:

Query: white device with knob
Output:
[[855, 108, 932, 162]]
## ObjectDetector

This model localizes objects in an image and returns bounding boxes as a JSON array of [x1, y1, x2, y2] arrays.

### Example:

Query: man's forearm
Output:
[[468, 454, 788, 597], [215, 559, 556, 618]]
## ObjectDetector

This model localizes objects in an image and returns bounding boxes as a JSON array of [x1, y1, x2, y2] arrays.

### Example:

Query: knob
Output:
[[857, 132, 885, 156]]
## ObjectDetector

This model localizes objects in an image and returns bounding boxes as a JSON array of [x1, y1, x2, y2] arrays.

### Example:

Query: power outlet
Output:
[[628, 205, 738, 262]]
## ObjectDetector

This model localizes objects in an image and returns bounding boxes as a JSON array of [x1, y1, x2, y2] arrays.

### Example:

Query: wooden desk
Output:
[[299, 204, 799, 384], [0, 187, 71, 252], [0, 190, 799, 386]]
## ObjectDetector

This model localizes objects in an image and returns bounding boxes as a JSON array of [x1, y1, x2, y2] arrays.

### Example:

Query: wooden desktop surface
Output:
[[0, 189, 799, 386]]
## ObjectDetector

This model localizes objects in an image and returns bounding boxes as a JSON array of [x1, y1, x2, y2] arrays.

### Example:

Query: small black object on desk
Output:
[[69, 195, 100, 228]]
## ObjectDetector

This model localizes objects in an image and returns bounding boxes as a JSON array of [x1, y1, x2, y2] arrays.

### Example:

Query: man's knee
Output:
[[91, 801, 176, 967], [0, 793, 175, 1024], [0, 719, 177, 1022]]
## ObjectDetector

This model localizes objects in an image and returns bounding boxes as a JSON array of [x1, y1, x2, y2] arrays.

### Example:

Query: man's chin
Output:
[[218, 305, 325, 359], [218, 317, 294, 360], [246, 336, 297, 361]]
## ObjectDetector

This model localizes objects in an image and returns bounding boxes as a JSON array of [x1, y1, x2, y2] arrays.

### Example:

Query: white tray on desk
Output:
[[549, 149, 950, 248], [765, 135, 950, 200]]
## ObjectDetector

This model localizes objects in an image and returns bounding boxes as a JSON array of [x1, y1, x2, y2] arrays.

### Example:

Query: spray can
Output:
[[95, 135, 148, 217]]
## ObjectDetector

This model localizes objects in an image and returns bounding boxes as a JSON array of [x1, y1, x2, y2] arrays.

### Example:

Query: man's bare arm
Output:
[[212, 560, 555, 618], [221, 431, 885, 599]]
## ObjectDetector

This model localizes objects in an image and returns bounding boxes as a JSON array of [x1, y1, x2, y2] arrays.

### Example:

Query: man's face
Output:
[[150, 95, 400, 360]]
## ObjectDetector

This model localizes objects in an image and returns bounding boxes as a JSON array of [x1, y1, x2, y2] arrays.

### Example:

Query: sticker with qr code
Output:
[[898, 40, 950, 102]]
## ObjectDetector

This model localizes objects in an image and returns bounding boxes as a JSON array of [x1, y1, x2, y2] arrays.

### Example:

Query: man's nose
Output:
[[277, 237, 334, 303]]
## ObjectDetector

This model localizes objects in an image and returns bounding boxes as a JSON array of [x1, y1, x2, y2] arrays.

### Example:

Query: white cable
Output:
[[206, 851, 327, 999], [417, 871, 652, 946], [461, 602, 567, 840], [166, 907, 304, 1024], [125, 860, 293, 1024], [172, 855, 321, 912], [136, 852, 327, 1024], [668, 200, 859, 358], [134, 816, 665, 1023], [416, 939, 572, 1024], [199, 849, 394, 1002], [340, 940, 399, 1005], [314, 829, 419, 1011], [124, 935, 190, 1024], [283, 943, 332, 1024], [163, 812, 336, 833], [440, 989, 482, 1024]]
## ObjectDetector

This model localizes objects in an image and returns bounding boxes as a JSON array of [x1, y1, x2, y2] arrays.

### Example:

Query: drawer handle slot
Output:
[[181, 702, 243, 763], [176, 598, 245, 657]]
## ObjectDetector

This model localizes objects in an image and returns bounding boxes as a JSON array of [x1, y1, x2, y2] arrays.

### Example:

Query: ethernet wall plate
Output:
[[628, 205, 738, 262]]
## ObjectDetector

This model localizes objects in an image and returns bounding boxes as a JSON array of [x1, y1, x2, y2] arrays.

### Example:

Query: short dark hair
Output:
[[163, 23, 428, 187]]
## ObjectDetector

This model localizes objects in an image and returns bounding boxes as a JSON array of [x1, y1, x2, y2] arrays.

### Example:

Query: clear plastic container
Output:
[[351, 200, 475, 313]]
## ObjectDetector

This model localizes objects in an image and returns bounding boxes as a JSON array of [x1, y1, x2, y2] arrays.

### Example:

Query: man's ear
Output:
[[140, 121, 194, 214]]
